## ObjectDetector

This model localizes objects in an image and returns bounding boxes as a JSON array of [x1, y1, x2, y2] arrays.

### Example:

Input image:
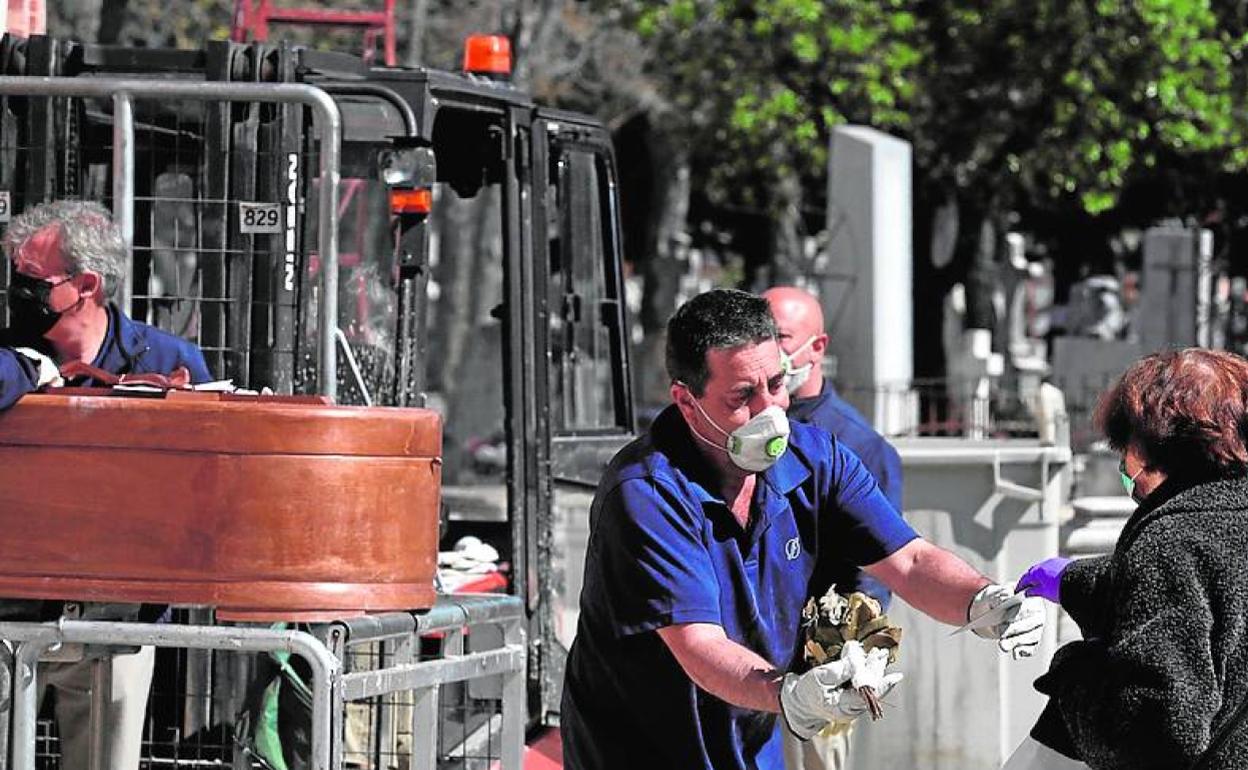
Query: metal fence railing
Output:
[[839, 376, 1061, 440], [0, 74, 342, 400], [0, 594, 526, 770], [836, 369, 1122, 453]]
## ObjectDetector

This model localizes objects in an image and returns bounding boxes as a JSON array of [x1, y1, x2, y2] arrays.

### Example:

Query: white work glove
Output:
[[779, 640, 904, 740], [968, 583, 1045, 660], [14, 347, 61, 389]]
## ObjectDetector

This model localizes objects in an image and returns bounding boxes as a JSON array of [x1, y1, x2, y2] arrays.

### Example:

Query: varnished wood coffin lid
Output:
[[0, 391, 442, 620]]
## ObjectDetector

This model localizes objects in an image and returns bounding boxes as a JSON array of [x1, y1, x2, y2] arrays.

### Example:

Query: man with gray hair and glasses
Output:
[[0, 199, 212, 769]]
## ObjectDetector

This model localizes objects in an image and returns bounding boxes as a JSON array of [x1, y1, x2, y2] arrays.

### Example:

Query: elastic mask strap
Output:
[[786, 335, 817, 362], [54, 291, 85, 318], [676, 381, 732, 454], [688, 422, 730, 455], [782, 336, 817, 373]]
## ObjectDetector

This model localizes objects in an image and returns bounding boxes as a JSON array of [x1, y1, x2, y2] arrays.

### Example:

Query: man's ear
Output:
[[76, 270, 103, 302], [671, 381, 697, 423], [810, 333, 829, 357]]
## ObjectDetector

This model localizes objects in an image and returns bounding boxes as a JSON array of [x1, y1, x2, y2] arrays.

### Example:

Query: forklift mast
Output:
[[230, 0, 398, 66], [0, 31, 636, 725]]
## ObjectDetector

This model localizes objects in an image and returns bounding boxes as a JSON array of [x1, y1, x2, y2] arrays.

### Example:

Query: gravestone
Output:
[[1050, 337, 1141, 450], [822, 126, 913, 435], [1139, 226, 1211, 352]]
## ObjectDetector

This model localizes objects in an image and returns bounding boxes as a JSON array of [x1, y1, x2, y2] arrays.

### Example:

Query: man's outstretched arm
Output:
[[863, 538, 988, 625], [865, 538, 1045, 659]]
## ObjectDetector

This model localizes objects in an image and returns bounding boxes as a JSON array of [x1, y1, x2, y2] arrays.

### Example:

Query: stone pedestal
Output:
[[1076, 443, 1128, 498], [849, 438, 1069, 770], [1057, 495, 1134, 645], [1063, 496, 1133, 555]]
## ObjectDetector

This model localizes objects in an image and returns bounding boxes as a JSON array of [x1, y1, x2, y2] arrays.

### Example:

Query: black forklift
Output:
[[0, 29, 636, 766]]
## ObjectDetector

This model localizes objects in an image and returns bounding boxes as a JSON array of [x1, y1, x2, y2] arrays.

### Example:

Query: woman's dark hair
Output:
[[665, 289, 777, 396], [1095, 348, 1248, 479]]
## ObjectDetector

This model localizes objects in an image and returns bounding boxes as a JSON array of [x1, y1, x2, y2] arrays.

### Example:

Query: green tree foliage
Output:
[[614, 0, 1248, 222], [916, 0, 1248, 218], [614, 0, 922, 215]]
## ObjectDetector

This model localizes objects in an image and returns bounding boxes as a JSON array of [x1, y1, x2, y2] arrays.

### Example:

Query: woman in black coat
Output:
[[1014, 348, 1248, 770]]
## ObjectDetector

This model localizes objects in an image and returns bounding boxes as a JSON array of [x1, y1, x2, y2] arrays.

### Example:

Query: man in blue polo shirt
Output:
[[0, 200, 210, 407], [764, 286, 905, 770], [561, 289, 1044, 770], [0, 199, 212, 770]]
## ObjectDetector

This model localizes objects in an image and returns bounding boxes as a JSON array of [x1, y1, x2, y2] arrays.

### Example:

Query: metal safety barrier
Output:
[[0, 76, 343, 401], [0, 594, 526, 770]]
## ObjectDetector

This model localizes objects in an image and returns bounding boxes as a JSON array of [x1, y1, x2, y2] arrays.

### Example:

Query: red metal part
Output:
[[523, 728, 563, 770], [231, 0, 397, 66], [5, 0, 45, 37]]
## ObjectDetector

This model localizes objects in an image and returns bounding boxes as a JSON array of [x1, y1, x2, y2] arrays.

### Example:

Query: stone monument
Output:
[[822, 126, 913, 435]]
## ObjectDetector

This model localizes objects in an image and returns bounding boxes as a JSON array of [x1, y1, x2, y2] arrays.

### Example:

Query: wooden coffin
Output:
[[0, 390, 442, 620]]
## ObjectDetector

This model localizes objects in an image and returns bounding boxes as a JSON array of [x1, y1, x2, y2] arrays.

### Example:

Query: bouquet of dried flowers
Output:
[[799, 586, 902, 722]]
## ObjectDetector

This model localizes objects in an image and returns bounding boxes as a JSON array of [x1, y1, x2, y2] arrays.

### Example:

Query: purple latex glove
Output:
[[1016, 557, 1073, 603]]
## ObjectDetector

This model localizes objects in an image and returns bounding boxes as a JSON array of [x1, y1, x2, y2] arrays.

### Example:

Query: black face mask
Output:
[[7, 271, 73, 338]]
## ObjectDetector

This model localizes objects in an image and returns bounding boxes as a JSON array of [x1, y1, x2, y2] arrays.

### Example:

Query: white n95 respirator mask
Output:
[[684, 392, 791, 473], [779, 336, 817, 394]]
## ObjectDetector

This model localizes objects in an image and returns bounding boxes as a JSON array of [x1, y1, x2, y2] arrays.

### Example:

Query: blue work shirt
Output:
[[0, 302, 212, 410], [788, 384, 904, 608], [560, 405, 918, 770]]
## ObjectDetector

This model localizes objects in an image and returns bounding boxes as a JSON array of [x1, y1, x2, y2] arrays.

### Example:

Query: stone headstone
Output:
[[1050, 337, 1141, 449], [1139, 226, 1209, 351], [822, 126, 913, 434]]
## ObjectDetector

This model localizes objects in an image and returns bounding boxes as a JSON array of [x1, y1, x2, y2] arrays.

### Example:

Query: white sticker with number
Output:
[[238, 201, 281, 234], [0, 191, 11, 223]]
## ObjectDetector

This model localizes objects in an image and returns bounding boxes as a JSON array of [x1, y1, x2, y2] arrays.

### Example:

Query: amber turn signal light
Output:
[[390, 188, 432, 214], [463, 34, 512, 76]]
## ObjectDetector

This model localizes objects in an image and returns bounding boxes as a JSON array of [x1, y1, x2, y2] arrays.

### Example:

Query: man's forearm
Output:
[[864, 539, 990, 625], [656, 623, 784, 713]]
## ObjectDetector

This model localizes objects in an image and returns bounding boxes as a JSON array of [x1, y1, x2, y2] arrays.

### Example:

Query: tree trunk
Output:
[[631, 121, 690, 407], [639, 126, 690, 333], [96, 0, 128, 43], [912, 186, 960, 380], [405, 0, 430, 67], [964, 208, 999, 330], [430, 191, 476, 397], [766, 165, 804, 288], [507, 0, 563, 90]]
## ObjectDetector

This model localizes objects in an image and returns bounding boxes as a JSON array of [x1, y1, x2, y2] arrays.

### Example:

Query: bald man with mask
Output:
[[763, 286, 904, 770]]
